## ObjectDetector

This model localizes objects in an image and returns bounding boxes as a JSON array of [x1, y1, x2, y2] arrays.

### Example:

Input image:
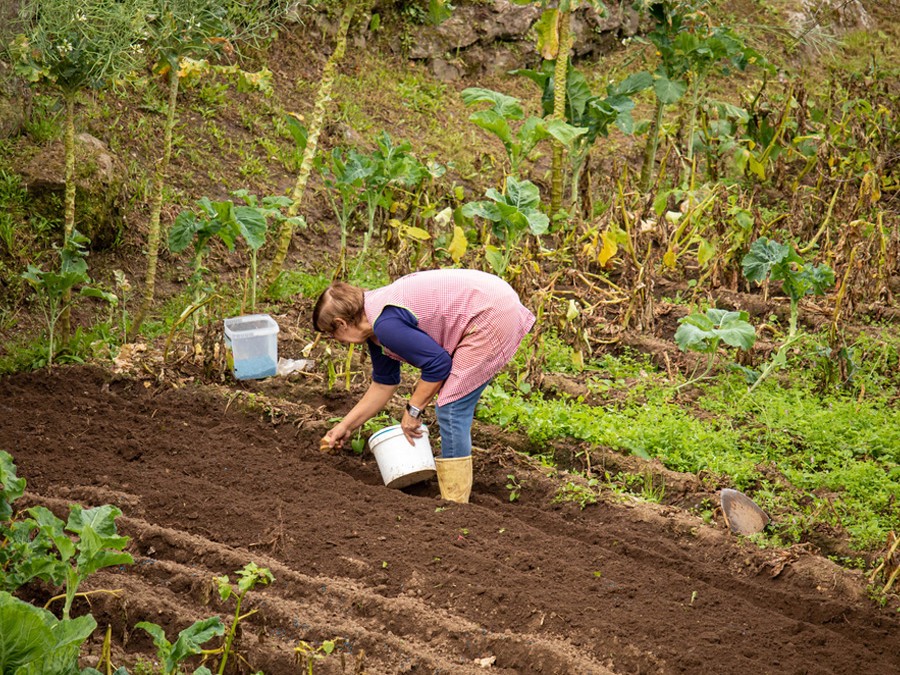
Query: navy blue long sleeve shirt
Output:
[[367, 306, 452, 385]]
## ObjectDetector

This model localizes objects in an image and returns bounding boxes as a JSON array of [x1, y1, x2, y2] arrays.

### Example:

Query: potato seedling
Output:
[[295, 637, 347, 675], [553, 478, 600, 509], [505, 474, 523, 502], [135, 616, 225, 675], [214, 562, 274, 675]]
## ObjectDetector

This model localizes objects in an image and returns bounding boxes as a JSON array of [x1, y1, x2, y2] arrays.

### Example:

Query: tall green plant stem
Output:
[[35, 292, 66, 368], [60, 92, 77, 340], [63, 94, 76, 241], [131, 67, 180, 339], [675, 352, 716, 391], [745, 300, 801, 396], [344, 343, 354, 390], [798, 182, 840, 255], [684, 75, 701, 182], [639, 98, 665, 192], [266, 0, 356, 287], [549, 11, 571, 216], [217, 592, 257, 675]]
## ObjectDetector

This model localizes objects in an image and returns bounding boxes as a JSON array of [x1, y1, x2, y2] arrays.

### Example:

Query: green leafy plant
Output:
[[349, 413, 397, 455], [674, 308, 756, 389], [461, 87, 587, 177], [230, 191, 305, 312], [553, 478, 599, 509], [314, 147, 370, 275], [168, 193, 294, 324], [214, 562, 274, 674], [0, 452, 60, 593], [631, 0, 762, 191], [742, 238, 835, 336], [0, 590, 98, 675], [21, 231, 116, 367], [514, 62, 651, 211], [355, 131, 442, 273], [282, 114, 308, 171], [741, 237, 835, 392], [462, 175, 549, 276], [168, 199, 234, 331], [27, 503, 134, 619], [135, 617, 224, 675], [505, 474, 522, 502]]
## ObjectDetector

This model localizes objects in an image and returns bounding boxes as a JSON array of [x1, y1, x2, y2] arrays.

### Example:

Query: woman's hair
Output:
[[312, 282, 365, 333]]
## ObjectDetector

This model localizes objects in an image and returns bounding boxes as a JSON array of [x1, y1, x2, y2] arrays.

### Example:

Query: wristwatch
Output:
[[405, 402, 423, 419]]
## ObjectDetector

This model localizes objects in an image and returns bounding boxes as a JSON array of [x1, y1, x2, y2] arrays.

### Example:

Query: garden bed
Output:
[[2, 365, 898, 674]]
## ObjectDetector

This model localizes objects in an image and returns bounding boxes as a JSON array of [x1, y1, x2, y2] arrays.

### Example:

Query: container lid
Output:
[[224, 314, 279, 339], [368, 423, 428, 444]]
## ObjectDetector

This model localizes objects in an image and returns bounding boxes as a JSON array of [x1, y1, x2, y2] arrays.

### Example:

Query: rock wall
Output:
[[405, 0, 641, 80], [785, 0, 873, 34]]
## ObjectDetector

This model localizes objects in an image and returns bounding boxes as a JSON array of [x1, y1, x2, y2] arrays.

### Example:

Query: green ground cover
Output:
[[480, 330, 900, 555]]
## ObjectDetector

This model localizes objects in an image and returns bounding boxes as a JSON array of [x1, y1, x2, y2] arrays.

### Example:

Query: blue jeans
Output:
[[434, 380, 492, 459]]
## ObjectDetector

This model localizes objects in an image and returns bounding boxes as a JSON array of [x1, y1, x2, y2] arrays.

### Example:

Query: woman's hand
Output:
[[400, 411, 425, 446], [321, 422, 351, 451], [319, 382, 399, 453]]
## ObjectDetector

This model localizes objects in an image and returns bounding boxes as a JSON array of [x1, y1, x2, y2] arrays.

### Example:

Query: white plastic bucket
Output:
[[368, 424, 436, 489]]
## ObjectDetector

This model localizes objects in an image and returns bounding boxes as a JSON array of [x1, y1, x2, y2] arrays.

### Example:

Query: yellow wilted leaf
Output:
[[534, 9, 560, 60], [859, 170, 881, 204], [404, 226, 431, 241], [566, 299, 579, 322], [663, 248, 677, 269], [177, 57, 209, 79], [697, 237, 716, 267], [434, 206, 453, 227], [597, 229, 618, 267], [748, 155, 766, 180], [448, 226, 468, 263]]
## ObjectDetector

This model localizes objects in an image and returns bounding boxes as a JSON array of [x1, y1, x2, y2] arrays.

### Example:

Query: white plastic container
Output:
[[368, 424, 436, 489], [223, 314, 279, 380]]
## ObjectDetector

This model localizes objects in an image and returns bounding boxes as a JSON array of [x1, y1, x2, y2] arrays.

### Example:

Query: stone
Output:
[[17, 132, 126, 249], [430, 57, 463, 82], [410, 1, 643, 78], [785, 0, 873, 34], [408, 0, 541, 60]]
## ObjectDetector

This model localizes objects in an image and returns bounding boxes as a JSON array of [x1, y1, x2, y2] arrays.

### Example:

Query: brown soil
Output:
[[2, 365, 898, 675]]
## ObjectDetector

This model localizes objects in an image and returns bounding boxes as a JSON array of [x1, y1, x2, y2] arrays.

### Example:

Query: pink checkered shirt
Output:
[[364, 270, 535, 405]]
